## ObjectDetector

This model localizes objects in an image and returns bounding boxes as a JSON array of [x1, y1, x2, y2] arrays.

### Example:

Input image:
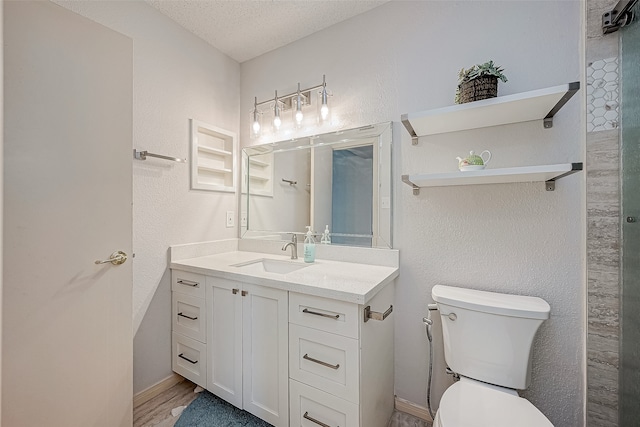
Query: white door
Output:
[[206, 277, 243, 407], [3, 2, 133, 426], [242, 284, 289, 427]]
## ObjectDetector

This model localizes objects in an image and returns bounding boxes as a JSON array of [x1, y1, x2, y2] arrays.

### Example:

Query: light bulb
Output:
[[251, 96, 261, 138], [320, 75, 329, 122], [294, 83, 304, 127], [320, 104, 329, 121], [273, 90, 281, 130]]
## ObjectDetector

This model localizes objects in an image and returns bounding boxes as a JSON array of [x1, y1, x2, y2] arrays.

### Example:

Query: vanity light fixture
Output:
[[250, 75, 332, 138]]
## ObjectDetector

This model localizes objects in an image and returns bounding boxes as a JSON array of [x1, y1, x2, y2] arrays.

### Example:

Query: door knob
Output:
[[95, 251, 128, 265]]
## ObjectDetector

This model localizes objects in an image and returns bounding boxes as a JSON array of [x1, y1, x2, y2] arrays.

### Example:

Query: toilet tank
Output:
[[432, 285, 550, 390]]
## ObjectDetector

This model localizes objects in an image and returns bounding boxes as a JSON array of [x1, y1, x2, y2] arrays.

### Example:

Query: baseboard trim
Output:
[[133, 373, 185, 409], [394, 396, 433, 422]]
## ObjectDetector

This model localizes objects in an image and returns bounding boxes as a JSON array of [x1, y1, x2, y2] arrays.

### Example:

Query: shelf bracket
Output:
[[545, 162, 583, 191], [402, 174, 420, 195], [401, 114, 419, 145], [602, 0, 638, 34], [543, 82, 580, 129]]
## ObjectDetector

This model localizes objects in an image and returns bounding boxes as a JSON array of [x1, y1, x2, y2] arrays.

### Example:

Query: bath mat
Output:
[[174, 390, 273, 427]]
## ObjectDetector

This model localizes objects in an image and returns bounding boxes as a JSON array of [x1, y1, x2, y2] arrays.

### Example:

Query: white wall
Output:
[[241, 2, 584, 425], [53, 1, 240, 393]]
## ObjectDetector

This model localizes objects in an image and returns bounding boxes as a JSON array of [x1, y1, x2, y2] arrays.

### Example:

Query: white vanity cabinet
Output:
[[170, 250, 397, 427], [205, 276, 289, 427], [288, 283, 395, 427]]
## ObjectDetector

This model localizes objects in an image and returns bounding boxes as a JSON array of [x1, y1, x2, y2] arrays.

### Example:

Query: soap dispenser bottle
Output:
[[320, 225, 331, 245], [303, 226, 316, 263]]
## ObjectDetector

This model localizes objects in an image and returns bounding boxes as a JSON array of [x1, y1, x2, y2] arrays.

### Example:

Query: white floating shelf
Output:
[[198, 145, 232, 156], [198, 165, 232, 174], [401, 82, 579, 143], [249, 175, 270, 182], [249, 158, 270, 167], [402, 163, 582, 194]]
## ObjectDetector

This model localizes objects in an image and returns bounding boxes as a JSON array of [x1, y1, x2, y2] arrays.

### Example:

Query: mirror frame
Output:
[[241, 122, 393, 248]]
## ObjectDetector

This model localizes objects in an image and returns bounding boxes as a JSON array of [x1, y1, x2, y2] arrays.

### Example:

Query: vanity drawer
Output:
[[172, 270, 205, 299], [172, 293, 205, 342], [172, 332, 206, 388], [289, 292, 359, 339], [290, 379, 359, 427], [290, 324, 359, 403]]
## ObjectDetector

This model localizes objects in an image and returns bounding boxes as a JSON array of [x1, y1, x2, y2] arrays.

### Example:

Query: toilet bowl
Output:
[[433, 377, 553, 427], [431, 285, 554, 427]]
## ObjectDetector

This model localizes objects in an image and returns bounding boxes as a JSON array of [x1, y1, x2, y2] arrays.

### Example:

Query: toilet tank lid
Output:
[[432, 285, 550, 320]]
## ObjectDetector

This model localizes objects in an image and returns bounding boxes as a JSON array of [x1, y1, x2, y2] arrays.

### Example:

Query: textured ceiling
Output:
[[145, 0, 388, 63]]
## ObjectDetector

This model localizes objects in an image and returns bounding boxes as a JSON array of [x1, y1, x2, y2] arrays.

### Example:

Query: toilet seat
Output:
[[437, 380, 554, 427]]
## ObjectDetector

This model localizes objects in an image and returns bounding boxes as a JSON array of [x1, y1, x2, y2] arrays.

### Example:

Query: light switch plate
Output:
[[240, 212, 247, 227], [226, 211, 234, 228]]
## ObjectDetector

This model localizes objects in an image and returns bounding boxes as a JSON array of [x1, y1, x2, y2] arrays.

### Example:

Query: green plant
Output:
[[455, 60, 508, 103]]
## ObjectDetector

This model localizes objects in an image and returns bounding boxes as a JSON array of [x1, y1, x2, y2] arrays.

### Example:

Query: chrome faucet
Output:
[[282, 234, 298, 259]]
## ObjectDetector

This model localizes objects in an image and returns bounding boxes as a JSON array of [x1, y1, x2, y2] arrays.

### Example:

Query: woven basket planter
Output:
[[457, 76, 498, 104]]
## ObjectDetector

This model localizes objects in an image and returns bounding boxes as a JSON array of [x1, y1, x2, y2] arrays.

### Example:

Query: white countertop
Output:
[[170, 250, 399, 305]]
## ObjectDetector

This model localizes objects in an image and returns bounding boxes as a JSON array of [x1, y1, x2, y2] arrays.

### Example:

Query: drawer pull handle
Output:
[[302, 308, 339, 319], [178, 353, 198, 364], [364, 305, 393, 323], [177, 279, 199, 287], [177, 312, 198, 321], [303, 354, 339, 370], [303, 412, 335, 427]]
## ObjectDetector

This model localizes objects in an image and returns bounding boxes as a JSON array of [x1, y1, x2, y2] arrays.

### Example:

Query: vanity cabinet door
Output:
[[206, 277, 243, 408], [172, 293, 206, 342], [242, 283, 289, 427], [172, 332, 207, 388]]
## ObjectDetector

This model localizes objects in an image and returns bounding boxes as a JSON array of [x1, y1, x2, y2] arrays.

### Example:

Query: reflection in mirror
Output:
[[241, 122, 392, 248]]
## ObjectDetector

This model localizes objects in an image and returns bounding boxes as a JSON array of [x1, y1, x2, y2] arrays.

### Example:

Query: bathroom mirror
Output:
[[241, 122, 393, 248]]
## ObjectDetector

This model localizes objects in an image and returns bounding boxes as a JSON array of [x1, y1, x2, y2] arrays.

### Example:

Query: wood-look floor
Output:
[[134, 379, 198, 427], [133, 379, 432, 427]]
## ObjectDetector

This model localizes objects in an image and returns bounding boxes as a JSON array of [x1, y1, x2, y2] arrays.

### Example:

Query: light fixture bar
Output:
[[254, 82, 326, 109]]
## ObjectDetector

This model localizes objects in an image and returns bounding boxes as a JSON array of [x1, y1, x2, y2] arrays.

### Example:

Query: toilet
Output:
[[431, 285, 554, 427]]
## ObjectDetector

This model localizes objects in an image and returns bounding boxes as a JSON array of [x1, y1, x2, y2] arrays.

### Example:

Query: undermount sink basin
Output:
[[232, 258, 309, 274]]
